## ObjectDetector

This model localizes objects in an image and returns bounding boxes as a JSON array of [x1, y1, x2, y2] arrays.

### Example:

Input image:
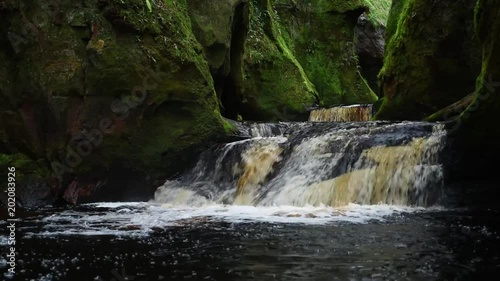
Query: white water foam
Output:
[[23, 203, 443, 238], [0, 235, 8, 246], [155, 122, 447, 208]]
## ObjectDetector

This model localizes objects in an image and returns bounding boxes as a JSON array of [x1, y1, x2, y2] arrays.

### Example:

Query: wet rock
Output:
[[355, 13, 386, 96], [375, 0, 482, 120], [446, 0, 500, 182], [188, 0, 386, 121], [0, 0, 231, 206]]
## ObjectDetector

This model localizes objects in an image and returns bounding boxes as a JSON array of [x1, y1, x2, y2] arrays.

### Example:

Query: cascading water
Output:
[[17, 120, 500, 281], [309, 104, 373, 122], [154, 121, 447, 207]]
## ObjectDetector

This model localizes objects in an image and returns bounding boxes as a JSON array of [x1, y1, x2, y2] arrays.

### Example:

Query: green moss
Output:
[[0, 153, 50, 192], [384, 0, 406, 40], [0, 153, 11, 171], [267, 2, 316, 95], [222, 116, 237, 134], [111, 0, 183, 35], [74, 0, 227, 175], [240, 0, 318, 120], [457, 0, 500, 130], [363, 0, 393, 27], [311, 0, 363, 13], [186, 0, 240, 70], [0, 0, 230, 190], [375, 0, 481, 120], [274, 0, 378, 107], [299, 0, 391, 27], [442, 0, 500, 179]]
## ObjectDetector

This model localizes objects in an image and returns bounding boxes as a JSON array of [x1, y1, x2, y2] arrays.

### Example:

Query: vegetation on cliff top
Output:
[[364, 0, 393, 26]]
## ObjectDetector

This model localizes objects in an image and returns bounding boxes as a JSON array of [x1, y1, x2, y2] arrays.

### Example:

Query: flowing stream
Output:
[[155, 121, 445, 207], [309, 105, 373, 122], [2, 118, 500, 281]]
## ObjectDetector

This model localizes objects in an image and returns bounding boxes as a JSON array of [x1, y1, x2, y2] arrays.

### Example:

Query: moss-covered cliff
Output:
[[0, 0, 391, 205], [375, 0, 481, 120], [0, 0, 232, 205], [370, 0, 500, 181], [448, 0, 500, 180], [273, 0, 379, 108], [239, 0, 319, 120], [188, 0, 386, 121]]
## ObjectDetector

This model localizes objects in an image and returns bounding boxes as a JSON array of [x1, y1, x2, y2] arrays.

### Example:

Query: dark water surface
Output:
[[2, 203, 500, 281]]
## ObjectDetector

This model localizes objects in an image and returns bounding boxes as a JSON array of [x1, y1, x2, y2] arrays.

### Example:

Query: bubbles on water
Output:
[[19, 202, 444, 238]]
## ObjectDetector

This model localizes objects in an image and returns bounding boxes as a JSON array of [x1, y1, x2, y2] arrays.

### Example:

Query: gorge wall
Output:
[[375, 0, 481, 120], [188, 0, 386, 121], [0, 0, 389, 206], [450, 0, 500, 180], [375, 0, 500, 181]]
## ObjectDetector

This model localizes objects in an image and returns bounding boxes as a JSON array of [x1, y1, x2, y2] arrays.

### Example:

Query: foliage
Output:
[[363, 0, 393, 27]]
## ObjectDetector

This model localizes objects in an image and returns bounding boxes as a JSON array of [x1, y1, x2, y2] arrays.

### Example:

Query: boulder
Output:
[[0, 0, 232, 206], [375, 0, 482, 120]]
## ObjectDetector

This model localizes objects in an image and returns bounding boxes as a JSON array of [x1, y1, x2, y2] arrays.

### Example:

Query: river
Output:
[[2, 120, 499, 280]]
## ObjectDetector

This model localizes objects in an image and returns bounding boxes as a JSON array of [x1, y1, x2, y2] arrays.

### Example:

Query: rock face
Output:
[[0, 0, 390, 206], [186, 0, 248, 119], [355, 12, 386, 97], [0, 0, 232, 206], [188, 0, 384, 121], [370, 0, 499, 182], [240, 0, 319, 121], [273, 0, 379, 109], [449, 0, 500, 180], [375, 0, 482, 120]]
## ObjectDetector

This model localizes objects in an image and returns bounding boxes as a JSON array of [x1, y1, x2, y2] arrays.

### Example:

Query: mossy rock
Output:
[[187, 0, 243, 71], [0, 0, 391, 205], [375, 0, 482, 120], [186, 0, 249, 118], [0, 0, 232, 205], [187, 0, 384, 121], [273, 0, 378, 107], [240, 0, 318, 121], [448, 0, 500, 180], [0, 153, 55, 206], [240, 0, 381, 120], [385, 0, 406, 40], [363, 0, 393, 27]]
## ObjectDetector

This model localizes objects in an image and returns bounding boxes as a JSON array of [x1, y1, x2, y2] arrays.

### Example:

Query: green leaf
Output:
[[145, 0, 152, 12]]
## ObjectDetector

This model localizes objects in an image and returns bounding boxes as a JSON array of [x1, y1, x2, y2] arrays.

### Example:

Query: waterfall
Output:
[[154, 121, 447, 207], [309, 104, 373, 122]]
